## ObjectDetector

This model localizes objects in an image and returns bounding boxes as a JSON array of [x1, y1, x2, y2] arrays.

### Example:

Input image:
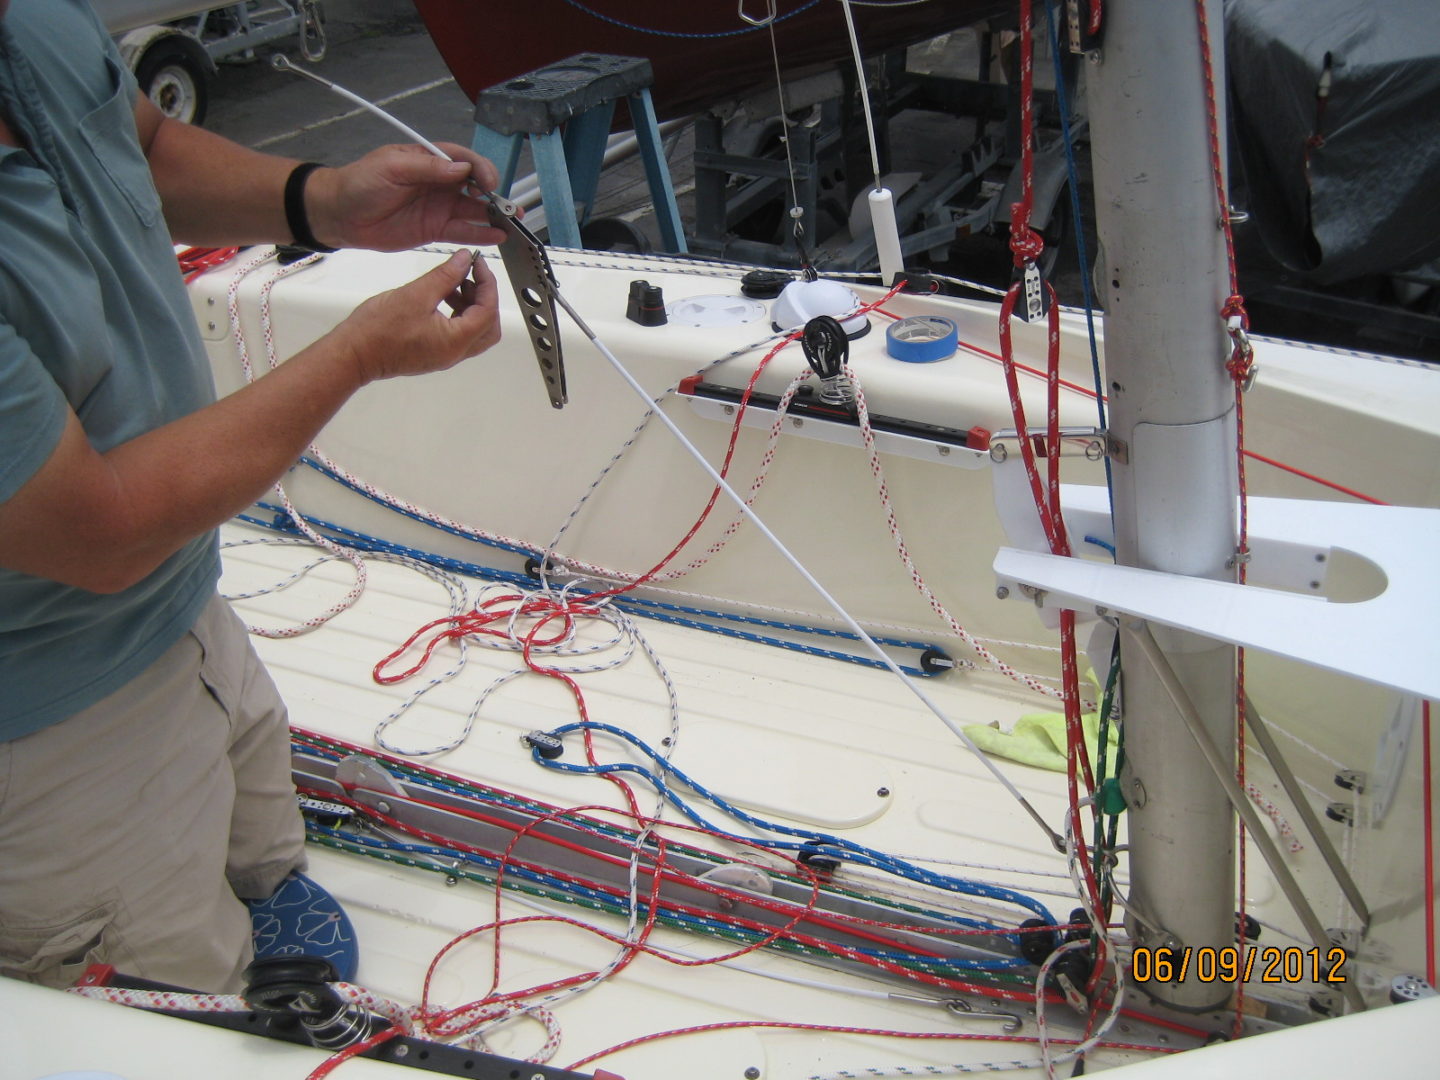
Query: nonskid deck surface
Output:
[[137, 519, 1411, 1077], [220, 527, 1159, 1075]]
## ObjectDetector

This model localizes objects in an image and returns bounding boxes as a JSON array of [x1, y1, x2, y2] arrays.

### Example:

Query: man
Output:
[[0, 0, 504, 993]]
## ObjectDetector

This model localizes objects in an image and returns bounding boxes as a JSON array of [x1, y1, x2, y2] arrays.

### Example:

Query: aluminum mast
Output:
[[1085, 0, 1239, 1014]]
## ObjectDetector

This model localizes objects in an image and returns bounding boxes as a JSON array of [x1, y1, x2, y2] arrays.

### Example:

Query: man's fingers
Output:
[[442, 276, 477, 315], [469, 254, 499, 298], [413, 249, 475, 304], [433, 142, 501, 193]]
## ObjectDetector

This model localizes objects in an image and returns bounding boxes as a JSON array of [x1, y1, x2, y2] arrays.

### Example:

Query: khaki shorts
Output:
[[0, 593, 306, 993]]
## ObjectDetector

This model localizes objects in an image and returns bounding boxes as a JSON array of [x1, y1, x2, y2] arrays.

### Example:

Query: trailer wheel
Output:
[[137, 40, 210, 126]]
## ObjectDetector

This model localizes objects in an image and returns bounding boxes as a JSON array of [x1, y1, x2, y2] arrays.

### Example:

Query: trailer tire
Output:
[[137, 40, 210, 126]]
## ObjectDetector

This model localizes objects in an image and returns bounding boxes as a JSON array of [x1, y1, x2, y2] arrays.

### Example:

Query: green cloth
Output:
[[963, 670, 1118, 772], [0, 0, 219, 740]]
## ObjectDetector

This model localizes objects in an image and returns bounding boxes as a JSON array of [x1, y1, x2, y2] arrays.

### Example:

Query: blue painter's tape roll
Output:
[[886, 315, 959, 363]]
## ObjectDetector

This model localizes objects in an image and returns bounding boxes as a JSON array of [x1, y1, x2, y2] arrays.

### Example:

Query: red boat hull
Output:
[[415, 0, 1009, 119]]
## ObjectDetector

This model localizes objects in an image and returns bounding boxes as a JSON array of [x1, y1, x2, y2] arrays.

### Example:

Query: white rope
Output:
[[225, 251, 369, 637]]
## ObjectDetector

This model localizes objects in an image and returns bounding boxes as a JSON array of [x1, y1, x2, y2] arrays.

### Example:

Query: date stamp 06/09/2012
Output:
[[1131, 945, 1348, 985]]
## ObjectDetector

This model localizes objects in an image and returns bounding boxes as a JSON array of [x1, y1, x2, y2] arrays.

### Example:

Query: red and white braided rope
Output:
[[226, 250, 368, 637], [846, 366, 1062, 699]]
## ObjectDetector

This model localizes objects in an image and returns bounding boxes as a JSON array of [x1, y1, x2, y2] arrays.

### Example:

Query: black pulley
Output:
[[1048, 948, 1093, 996], [1018, 917, 1059, 966], [243, 955, 340, 1015], [741, 268, 791, 299], [801, 315, 849, 381], [524, 730, 566, 760], [919, 648, 955, 675], [243, 956, 387, 1051]]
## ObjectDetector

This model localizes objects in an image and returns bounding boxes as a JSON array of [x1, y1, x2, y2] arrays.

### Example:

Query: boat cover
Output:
[[1225, 0, 1440, 283]]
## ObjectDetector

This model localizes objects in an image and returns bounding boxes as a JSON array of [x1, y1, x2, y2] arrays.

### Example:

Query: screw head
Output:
[[745, 1069, 762, 1080], [996, 585, 1011, 600], [876, 787, 891, 798]]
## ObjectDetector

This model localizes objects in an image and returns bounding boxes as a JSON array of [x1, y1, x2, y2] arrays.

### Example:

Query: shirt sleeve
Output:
[[0, 316, 69, 506]]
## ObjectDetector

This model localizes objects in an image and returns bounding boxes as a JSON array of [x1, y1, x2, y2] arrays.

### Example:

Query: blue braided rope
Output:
[[239, 504, 948, 677], [557, 0, 823, 39], [534, 720, 1054, 923]]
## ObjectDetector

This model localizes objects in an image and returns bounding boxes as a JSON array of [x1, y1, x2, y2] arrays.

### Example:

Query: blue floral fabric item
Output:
[[247, 873, 359, 982]]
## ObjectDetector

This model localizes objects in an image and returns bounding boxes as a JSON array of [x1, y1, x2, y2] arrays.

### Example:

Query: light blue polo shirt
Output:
[[0, 0, 220, 740]]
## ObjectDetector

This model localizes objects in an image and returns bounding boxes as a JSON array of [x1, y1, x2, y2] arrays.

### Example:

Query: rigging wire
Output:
[[761, 8, 813, 266]]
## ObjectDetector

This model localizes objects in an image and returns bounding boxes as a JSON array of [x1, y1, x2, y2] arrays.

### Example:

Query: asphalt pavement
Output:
[[205, 2, 473, 164]]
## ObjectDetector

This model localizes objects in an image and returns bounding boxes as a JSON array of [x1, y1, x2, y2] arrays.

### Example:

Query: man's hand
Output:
[[304, 143, 510, 252], [0, 250, 503, 593], [328, 249, 503, 383]]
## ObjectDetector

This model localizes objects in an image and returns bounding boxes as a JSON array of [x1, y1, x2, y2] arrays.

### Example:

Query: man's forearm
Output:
[[102, 333, 367, 583], [139, 106, 303, 247]]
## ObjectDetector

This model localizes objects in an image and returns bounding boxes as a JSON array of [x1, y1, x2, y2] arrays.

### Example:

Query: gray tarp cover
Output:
[[1225, 1, 1440, 284]]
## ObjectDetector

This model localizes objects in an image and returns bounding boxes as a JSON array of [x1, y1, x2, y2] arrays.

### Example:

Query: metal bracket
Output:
[[484, 195, 569, 409], [988, 426, 1107, 464], [269, 55, 568, 410]]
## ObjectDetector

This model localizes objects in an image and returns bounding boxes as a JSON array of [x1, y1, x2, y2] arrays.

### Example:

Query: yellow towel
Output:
[[963, 670, 1118, 773]]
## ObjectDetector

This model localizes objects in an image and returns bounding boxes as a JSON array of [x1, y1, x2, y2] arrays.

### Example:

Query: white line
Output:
[[252, 75, 457, 150]]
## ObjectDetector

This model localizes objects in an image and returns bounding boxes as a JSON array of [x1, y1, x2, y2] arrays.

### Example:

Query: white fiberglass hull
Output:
[[9, 244, 1439, 1078]]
